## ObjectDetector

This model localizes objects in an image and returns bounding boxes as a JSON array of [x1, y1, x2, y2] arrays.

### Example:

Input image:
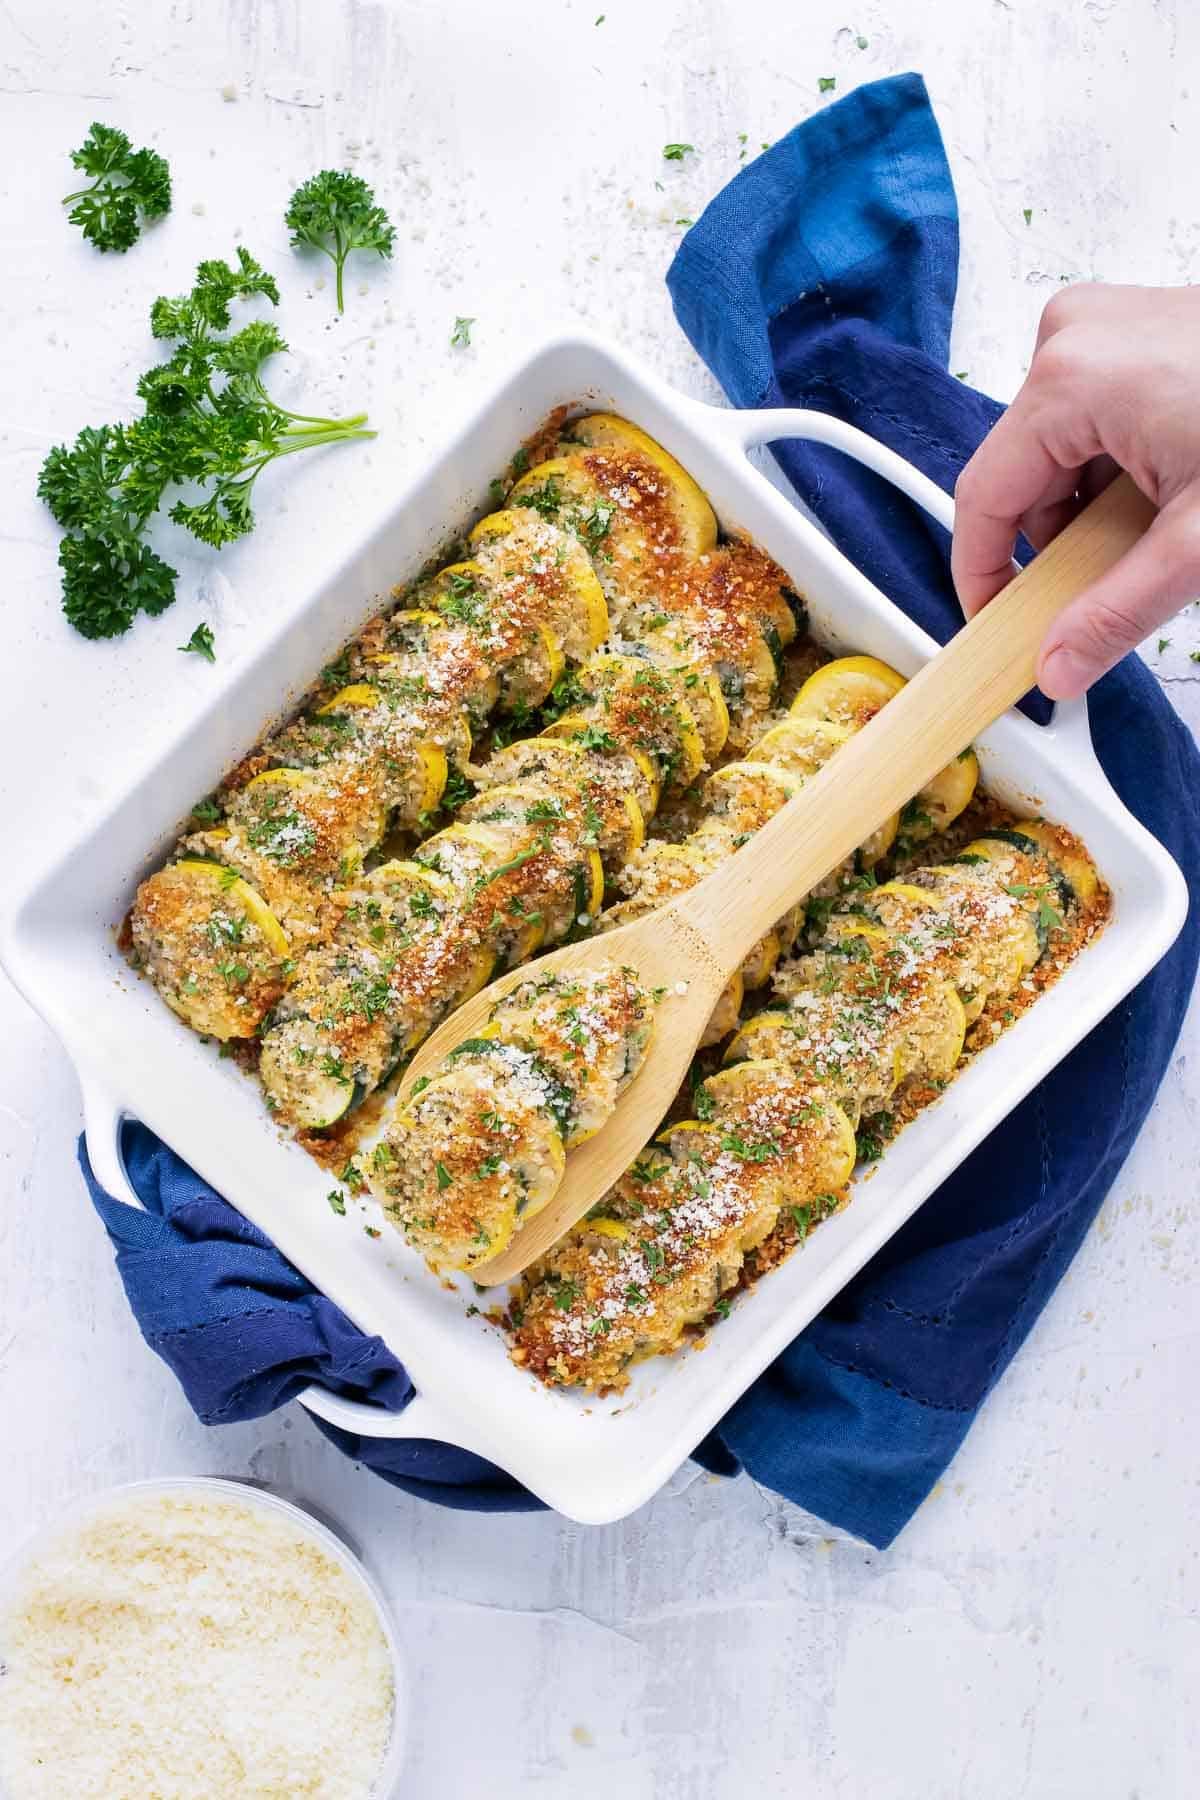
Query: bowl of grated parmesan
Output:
[[0, 1477, 405, 1799]]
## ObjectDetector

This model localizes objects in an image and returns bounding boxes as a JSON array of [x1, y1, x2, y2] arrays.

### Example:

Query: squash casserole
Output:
[[127, 413, 1108, 1387]]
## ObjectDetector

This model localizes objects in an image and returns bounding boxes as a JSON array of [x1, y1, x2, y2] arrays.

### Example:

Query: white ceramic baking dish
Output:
[[2, 331, 1187, 1525]]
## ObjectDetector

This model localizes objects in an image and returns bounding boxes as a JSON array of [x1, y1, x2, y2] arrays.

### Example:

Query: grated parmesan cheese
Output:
[[0, 1487, 395, 1799]]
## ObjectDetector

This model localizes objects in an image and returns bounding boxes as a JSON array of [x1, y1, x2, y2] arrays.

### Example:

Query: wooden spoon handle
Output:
[[682, 473, 1155, 966]]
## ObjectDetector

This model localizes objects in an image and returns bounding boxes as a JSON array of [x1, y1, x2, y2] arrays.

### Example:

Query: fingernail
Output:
[[1039, 646, 1087, 699]]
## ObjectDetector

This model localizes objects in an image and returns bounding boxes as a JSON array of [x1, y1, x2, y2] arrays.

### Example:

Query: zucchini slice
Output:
[[917, 747, 980, 833], [754, 716, 850, 779], [739, 928, 784, 992], [702, 969, 745, 1047], [176, 858, 290, 957], [498, 621, 567, 712], [257, 1019, 360, 1130], [479, 966, 653, 1145], [468, 509, 610, 661], [539, 716, 663, 816], [631, 621, 731, 760], [313, 682, 381, 715], [372, 1060, 567, 1273], [557, 413, 719, 558], [790, 654, 905, 730], [130, 858, 291, 1041], [586, 653, 707, 787], [1009, 818, 1100, 908], [706, 760, 803, 832], [333, 860, 456, 949], [723, 1011, 802, 1069]]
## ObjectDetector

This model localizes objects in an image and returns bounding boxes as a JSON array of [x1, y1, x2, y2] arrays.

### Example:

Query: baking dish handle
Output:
[[703, 402, 1115, 801], [80, 1078, 470, 1448], [712, 403, 957, 531]]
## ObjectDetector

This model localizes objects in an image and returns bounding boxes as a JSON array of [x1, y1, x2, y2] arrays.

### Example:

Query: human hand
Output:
[[951, 283, 1200, 698]]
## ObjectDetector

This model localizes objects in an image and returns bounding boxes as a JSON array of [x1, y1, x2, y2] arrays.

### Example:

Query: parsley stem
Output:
[[334, 232, 348, 314], [270, 424, 377, 455], [273, 405, 369, 430]]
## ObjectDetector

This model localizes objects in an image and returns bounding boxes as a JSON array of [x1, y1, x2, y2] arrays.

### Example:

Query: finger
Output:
[[1076, 453, 1122, 506], [952, 394, 1081, 614], [1037, 492, 1200, 698], [1033, 283, 1139, 352], [1019, 484, 1084, 555], [1019, 453, 1123, 553], [1002, 448, 1126, 558]]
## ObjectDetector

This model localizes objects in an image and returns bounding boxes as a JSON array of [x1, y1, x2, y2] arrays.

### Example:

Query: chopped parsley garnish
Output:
[[178, 621, 216, 662], [435, 1161, 452, 1191], [450, 315, 476, 348], [326, 1189, 347, 1216], [525, 797, 564, 823], [440, 765, 473, 813], [554, 1281, 580, 1310], [572, 722, 616, 751], [855, 1114, 894, 1163], [583, 501, 615, 543], [517, 475, 564, 520], [720, 1130, 778, 1163], [662, 143, 694, 161], [245, 804, 317, 866], [818, 75, 837, 93]]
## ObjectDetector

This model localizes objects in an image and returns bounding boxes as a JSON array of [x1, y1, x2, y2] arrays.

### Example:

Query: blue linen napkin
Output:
[[80, 73, 1200, 1546]]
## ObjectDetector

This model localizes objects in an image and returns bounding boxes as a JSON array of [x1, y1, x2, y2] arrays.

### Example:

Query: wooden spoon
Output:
[[401, 474, 1153, 1285]]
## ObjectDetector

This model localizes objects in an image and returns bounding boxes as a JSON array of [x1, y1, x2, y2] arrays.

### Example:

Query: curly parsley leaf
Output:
[[62, 122, 171, 253], [284, 170, 396, 313], [59, 533, 177, 640]]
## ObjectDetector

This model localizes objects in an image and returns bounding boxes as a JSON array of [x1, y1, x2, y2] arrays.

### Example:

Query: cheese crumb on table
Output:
[[0, 1487, 395, 1799]]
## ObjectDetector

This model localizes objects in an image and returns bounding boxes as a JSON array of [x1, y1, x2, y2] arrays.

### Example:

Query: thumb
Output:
[[1036, 491, 1200, 699]]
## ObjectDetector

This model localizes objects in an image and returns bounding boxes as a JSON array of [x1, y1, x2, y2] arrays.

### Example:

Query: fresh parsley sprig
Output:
[[284, 170, 396, 313], [62, 122, 171, 253], [38, 247, 374, 639]]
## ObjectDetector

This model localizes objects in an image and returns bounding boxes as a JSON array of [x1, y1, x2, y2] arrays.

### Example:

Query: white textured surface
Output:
[[1, 3, 1199, 1796]]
